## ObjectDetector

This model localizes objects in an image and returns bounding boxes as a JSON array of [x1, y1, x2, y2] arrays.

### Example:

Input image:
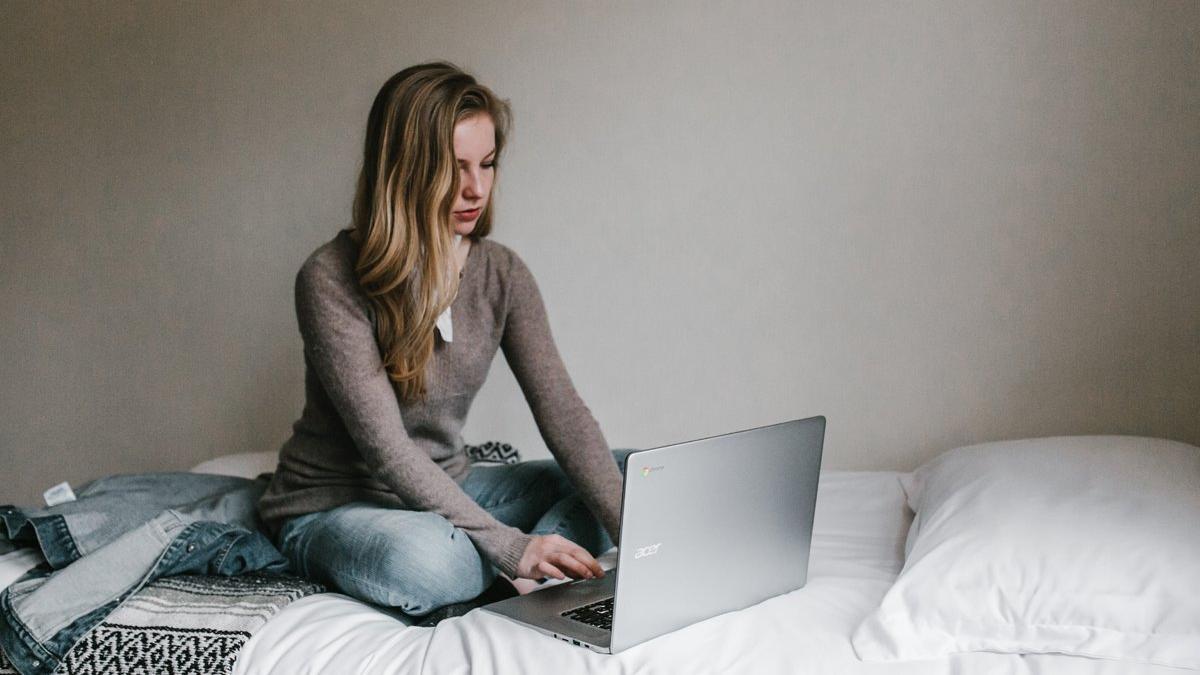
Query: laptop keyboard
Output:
[[561, 596, 614, 630]]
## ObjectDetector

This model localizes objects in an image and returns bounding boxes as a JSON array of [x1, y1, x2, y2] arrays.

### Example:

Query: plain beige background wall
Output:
[[2, 1, 1197, 507]]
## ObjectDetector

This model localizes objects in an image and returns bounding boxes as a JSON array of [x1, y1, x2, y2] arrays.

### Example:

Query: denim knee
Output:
[[377, 525, 494, 614], [276, 504, 495, 616]]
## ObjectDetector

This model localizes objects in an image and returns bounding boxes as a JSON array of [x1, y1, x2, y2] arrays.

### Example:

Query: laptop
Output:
[[480, 415, 825, 653]]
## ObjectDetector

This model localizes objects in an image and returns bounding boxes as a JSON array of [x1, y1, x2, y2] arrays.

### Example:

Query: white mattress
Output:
[[231, 471, 1191, 674]]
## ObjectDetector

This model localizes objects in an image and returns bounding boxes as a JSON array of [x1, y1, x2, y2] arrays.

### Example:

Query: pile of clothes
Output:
[[0, 473, 320, 675]]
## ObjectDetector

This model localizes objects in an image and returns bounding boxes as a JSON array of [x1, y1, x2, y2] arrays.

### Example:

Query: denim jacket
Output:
[[0, 472, 289, 675]]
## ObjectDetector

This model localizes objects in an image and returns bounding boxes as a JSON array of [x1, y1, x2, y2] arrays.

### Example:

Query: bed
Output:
[[5, 438, 1194, 674], [188, 442, 1196, 675]]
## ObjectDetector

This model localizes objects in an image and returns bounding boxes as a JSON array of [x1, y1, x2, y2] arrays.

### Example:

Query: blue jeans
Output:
[[276, 448, 636, 617]]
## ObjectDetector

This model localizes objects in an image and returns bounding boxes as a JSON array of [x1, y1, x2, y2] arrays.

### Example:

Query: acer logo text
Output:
[[634, 543, 661, 559]]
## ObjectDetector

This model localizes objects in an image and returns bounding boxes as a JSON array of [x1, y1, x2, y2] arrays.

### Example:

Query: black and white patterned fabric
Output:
[[0, 574, 323, 675], [464, 440, 521, 465]]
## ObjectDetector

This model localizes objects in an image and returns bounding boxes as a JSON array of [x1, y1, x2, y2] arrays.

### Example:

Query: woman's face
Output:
[[451, 114, 496, 236]]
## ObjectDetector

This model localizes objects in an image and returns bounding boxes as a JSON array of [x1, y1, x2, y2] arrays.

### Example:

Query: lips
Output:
[[454, 208, 481, 220]]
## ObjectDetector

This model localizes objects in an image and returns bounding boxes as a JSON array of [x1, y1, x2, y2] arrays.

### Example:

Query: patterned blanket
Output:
[[0, 573, 323, 675]]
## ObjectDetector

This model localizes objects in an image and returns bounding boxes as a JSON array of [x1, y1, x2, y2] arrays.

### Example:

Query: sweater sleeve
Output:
[[500, 253, 624, 548], [294, 259, 534, 577]]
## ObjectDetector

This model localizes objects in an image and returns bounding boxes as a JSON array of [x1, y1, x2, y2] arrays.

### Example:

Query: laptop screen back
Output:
[[609, 415, 825, 653]]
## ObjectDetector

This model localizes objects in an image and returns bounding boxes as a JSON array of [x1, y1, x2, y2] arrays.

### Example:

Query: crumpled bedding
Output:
[[230, 471, 1192, 675]]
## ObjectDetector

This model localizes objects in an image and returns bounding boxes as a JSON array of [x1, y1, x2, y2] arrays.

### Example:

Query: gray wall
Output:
[[2, 1, 1197, 507]]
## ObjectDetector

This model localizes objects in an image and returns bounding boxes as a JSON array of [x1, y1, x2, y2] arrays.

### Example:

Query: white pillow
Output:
[[851, 435, 1200, 669], [189, 451, 279, 479]]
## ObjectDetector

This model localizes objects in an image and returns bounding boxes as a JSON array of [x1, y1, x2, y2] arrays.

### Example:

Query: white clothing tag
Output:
[[43, 481, 77, 507], [436, 305, 453, 342]]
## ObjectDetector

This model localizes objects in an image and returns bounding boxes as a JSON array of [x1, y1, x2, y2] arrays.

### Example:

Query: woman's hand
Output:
[[515, 534, 606, 582]]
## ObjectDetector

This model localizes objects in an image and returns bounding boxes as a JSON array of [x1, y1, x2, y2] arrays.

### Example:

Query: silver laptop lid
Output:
[[609, 415, 825, 653]]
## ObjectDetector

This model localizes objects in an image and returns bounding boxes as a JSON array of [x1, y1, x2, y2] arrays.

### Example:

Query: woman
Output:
[[257, 61, 634, 620]]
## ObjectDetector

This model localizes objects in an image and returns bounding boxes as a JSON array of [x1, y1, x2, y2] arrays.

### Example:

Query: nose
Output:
[[462, 169, 483, 199]]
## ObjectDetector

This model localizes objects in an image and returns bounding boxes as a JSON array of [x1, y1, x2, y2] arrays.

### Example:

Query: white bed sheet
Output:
[[232, 471, 1193, 675]]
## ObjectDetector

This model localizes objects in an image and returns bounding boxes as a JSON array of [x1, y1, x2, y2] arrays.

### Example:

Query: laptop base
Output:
[[480, 572, 616, 652]]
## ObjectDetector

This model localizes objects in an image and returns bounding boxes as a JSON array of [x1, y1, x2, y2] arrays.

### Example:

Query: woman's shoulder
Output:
[[472, 238, 544, 317], [474, 236, 532, 281], [291, 228, 372, 323], [296, 228, 358, 286]]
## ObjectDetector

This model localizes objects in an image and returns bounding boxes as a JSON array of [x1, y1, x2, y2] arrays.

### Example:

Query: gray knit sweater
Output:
[[257, 229, 624, 578]]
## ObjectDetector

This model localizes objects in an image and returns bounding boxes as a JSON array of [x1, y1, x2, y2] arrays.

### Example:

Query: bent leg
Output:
[[458, 457, 577, 532], [460, 448, 638, 558], [276, 502, 495, 617], [530, 448, 637, 556]]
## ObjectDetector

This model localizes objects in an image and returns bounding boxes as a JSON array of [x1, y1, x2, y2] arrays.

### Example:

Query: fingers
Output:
[[537, 560, 565, 580], [518, 535, 608, 582], [552, 550, 595, 579], [566, 548, 604, 578], [560, 540, 605, 578], [550, 536, 605, 579], [580, 550, 605, 578]]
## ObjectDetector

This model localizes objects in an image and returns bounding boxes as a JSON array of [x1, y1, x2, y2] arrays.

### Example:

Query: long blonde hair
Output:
[[348, 61, 511, 402]]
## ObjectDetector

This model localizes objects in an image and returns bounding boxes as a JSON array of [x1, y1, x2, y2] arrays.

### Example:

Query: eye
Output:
[[482, 162, 496, 169]]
